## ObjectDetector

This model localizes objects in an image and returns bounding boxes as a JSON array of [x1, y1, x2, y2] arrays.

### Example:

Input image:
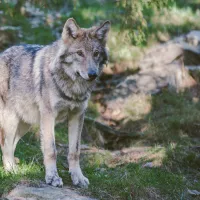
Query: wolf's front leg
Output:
[[68, 111, 89, 188], [40, 108, 63, 187]]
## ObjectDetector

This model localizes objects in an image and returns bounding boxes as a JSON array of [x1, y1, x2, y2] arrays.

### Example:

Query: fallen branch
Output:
[[85, 116, 141, 138]]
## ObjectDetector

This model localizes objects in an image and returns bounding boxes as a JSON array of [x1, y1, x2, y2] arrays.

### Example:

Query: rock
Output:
[[20, 2, 45, 28], [139, 43, 183, 70], [175, 31, 200, 65], [185, 31, 200, 46], [0, 26, 21, 31], [188, 189, 200, 196], [20, 2, 44, 18], [5, 185, 96, 200], [112, 44, 196, 98], [0, 26, 21, 51], [103, 31, 200, 109], [142, 162, 153, 168]]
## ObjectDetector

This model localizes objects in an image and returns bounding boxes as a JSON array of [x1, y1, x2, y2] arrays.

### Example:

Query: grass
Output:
[[122, 90, 200, 143], [0, 133, 44, 196], [0, 98, 199, 200], [83, 163, 186, 200], [0, 136, 197, 200], [0, 133, 190, 200]]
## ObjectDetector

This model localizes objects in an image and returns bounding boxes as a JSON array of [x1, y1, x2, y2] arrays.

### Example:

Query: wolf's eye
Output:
[[77, 50, 84, 57], [94, 50, 99, 58]]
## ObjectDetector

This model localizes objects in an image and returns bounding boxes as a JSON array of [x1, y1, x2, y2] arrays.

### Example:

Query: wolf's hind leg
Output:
[[13, 121, 30, 152], [1, 112, 19, 171]]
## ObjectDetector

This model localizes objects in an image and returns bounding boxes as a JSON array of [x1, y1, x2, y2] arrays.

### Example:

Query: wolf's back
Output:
[[0, 45, 44, 103]]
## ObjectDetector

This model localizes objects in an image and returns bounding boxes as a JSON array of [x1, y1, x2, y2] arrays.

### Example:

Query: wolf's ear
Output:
[[62, 18, 80, 41], [95, 21, 111, 43]]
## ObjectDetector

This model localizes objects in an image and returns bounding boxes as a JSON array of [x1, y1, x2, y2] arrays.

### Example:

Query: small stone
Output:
[[142, 162, 153, 168], [188, 189, 200, 196]]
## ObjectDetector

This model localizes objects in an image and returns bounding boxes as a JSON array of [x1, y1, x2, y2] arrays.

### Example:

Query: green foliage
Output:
[[86, 101, 100, 118], [1, 0, 200, 61], [0, 0, 175, 47], [112, 0, 174, 45]]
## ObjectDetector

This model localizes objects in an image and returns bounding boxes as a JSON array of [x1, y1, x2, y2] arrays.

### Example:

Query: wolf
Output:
[[0, 18, 110, 187]]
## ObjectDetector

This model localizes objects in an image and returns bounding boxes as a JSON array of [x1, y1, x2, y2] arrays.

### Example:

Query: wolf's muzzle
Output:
[[88, 70, 97, 81]]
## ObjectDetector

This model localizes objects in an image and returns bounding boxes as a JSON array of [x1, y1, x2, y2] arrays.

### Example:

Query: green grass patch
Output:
[[0, 119, 198, 199], [0, 133, 44, 196], [82, 162, 186, 200], [123, 90, 200, 143]]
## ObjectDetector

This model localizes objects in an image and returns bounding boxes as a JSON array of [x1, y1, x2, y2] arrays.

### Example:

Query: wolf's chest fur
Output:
[[12, 89, 88, 125]]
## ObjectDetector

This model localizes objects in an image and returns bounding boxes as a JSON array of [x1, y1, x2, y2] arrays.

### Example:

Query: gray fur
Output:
[[0, 18, 110, 188]]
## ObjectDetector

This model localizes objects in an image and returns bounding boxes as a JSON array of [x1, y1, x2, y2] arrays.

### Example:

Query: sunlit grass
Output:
[[0, 161, 44, 195], [82, 162, 186, 200]]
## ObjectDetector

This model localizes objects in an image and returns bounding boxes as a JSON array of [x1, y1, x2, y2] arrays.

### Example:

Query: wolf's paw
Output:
[[45, 173, 63, 187], [4, 164, 17, 172], [69, 167, 89, 188], [3, 158, 17, 172]]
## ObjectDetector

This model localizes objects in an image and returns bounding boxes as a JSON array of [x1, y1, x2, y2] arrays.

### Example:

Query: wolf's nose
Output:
[[88, 71, 97, 81]]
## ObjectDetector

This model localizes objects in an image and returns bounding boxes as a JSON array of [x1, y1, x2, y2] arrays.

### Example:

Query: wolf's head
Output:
[[55, 18, 110, 82]]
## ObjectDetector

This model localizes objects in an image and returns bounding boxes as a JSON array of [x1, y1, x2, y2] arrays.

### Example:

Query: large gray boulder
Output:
[[5, 185, 96, 200], [175, 30, 200, 65], [102, 43, 196, 121]]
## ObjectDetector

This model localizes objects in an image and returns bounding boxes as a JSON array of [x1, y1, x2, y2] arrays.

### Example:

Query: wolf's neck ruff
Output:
[[51, 71, 89, 103]]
